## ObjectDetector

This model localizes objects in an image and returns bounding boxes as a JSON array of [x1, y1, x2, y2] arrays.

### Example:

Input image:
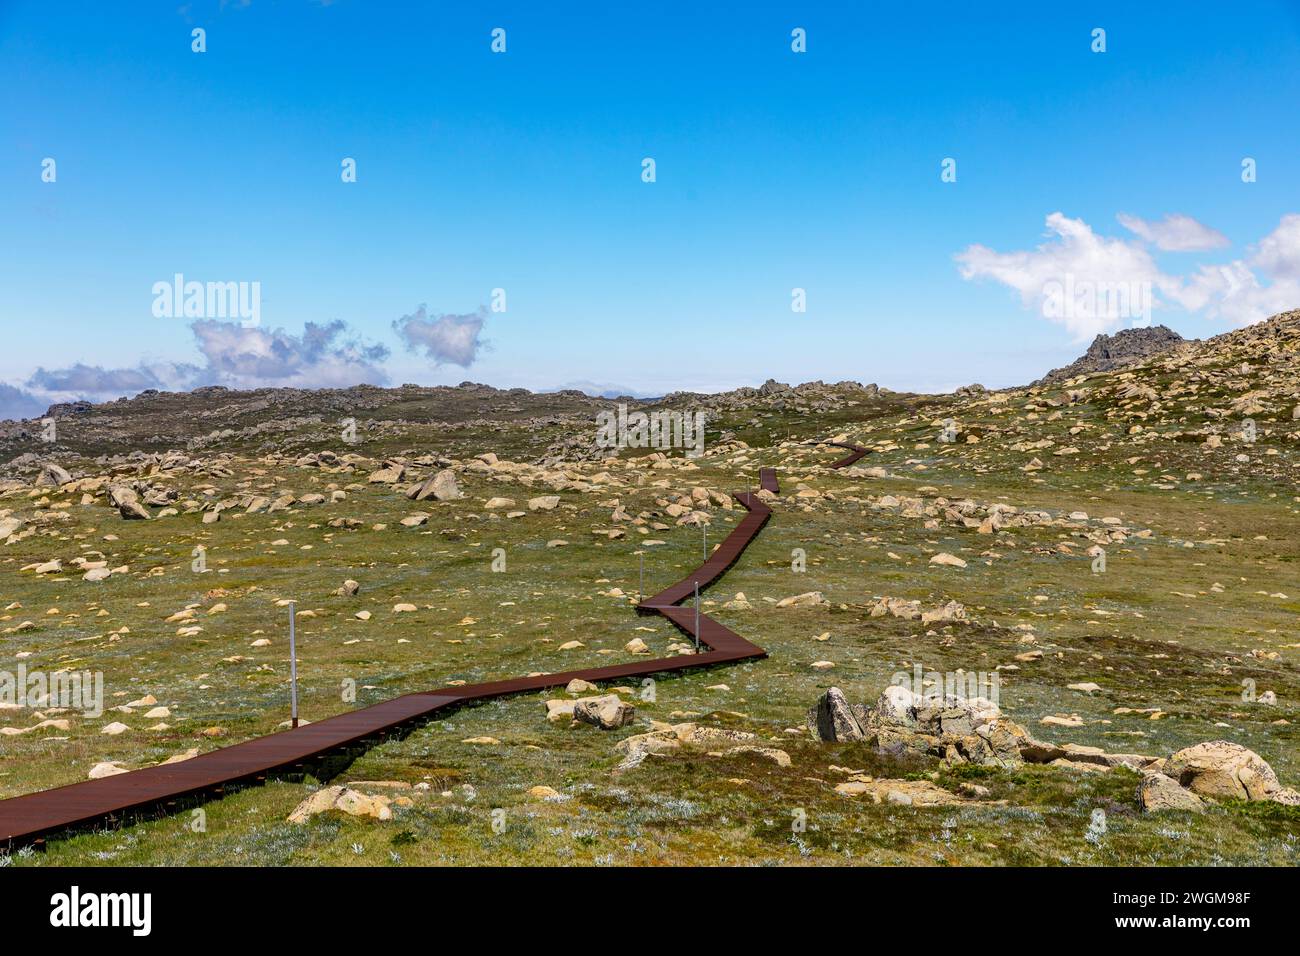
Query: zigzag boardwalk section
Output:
[[0, 443, 867, 850]]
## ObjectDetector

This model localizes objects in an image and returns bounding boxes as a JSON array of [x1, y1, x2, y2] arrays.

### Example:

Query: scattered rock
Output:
[[409, 469, 462, 501], [835, 777, 969, 806], [109, 484, 151, 520], [806, 687, 867, 742], [288, 786, 393, 823], [573, 694, 635, 729], [1138, 772, 1206, 813], [544, 699, 577, 722], [776, 591, 828, 608]]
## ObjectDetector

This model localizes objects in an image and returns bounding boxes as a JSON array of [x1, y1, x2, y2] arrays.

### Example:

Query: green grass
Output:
[[2, 390, 1298, 866]]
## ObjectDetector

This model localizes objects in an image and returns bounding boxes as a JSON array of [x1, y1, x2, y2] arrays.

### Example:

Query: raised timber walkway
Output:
[[0, 441, 868, 849]]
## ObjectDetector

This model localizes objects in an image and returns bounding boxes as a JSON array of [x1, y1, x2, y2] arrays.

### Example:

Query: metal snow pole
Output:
[[288, 600, 299, 729], [694, 582, 700, 652]]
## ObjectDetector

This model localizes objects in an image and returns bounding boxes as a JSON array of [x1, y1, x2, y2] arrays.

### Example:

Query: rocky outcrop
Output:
[[1034, 325, 1187, 386], [808, 686, 1163, 774], [811, 689, 1300, 814], [809, 686, 1029, 768]]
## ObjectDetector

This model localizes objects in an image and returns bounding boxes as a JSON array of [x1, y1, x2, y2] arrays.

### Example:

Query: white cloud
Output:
[[392, 306, 487, 367], [1250, 212, 1300, 279], [1174, 261, 1300, 327], [1165, 214, 1300, 326], [1117, 212, 1229, 251], [26, 361, 201, 396], [957, 211, 1300, 336], [955, 212, 1176, 340], [10, 319, 390, 417], [191, 319, 389, 389]]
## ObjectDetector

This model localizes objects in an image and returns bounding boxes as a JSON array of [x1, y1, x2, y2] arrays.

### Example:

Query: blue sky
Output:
[[3, 1, 1300, 416]]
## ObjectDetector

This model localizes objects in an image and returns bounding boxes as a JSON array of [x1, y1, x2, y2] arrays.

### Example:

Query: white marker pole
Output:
[[288, 600, 299, 729], [694, 582, 700, 652], [639, 552, 644, 604], [703, 523, 707, 561]]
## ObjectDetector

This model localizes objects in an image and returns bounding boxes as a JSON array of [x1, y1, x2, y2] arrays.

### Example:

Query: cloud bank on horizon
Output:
[[956, 212, 1300, 341], [5, 208, 1300, 423], [2, 319, 392, 419]]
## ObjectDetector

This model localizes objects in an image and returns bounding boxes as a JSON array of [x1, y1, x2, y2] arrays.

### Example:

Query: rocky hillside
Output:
[[1034, 325, 1187, 387], [3, 310, 1298, 477], [1, 311, 1297, 867]]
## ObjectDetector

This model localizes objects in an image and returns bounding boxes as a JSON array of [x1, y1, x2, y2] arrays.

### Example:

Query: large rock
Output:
[[287, 785, 393, 823], [544, 699, 577, 722], [1138, 772, 1206, 813], [572, 694, 635, 729], [1163, 741, 1287, 802], [38, 463, 72, 486], [866, 687, 1024, 768], [108, 484, 150, 520], [88, 761, 128, 779], [813, 685, 1033, 769], [368, 463, 406, 484], [614, 728, 683, 769], [806, 687, 868, 742], [408, 469, 462, 501]]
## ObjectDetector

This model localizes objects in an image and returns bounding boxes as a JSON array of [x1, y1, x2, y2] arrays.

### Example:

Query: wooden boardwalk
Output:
[[0, 442, 867, 849]]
